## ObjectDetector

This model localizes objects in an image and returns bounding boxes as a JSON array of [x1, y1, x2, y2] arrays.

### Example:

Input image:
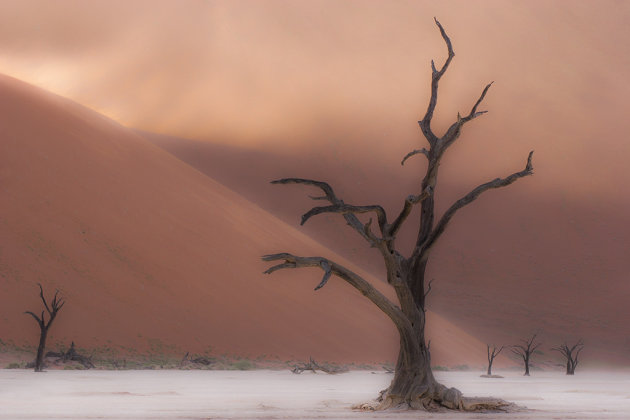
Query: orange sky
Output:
[[1, 0, 629, 201]]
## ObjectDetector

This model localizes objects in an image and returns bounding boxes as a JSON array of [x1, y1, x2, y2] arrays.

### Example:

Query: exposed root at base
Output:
[[353, 388, 517, 413]]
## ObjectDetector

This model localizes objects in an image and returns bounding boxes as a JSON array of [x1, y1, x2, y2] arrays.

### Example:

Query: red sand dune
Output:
[[0, 74, 501, 367], [144, 133, 630, 367]]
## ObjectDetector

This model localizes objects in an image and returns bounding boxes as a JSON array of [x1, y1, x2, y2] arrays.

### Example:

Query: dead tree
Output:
[[486, 345, 504, 376], [263, 18, 533, 411], [24, 283, 65, 372], [552, 340, 584, 375], [45, 342, 95, 369], [291, 357, 348, 374], [511, 333, 541, 376], [181, 352, 214, 367]]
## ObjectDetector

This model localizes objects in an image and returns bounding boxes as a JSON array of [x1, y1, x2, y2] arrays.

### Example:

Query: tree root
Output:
[[354, 385, 515, 412]]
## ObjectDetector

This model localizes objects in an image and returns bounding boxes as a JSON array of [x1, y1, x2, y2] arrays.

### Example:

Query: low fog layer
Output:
[[1, 370, 629, 419]]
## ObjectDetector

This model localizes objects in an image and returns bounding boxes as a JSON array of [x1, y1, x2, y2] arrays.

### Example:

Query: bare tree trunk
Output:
[[523, 356, 530, 376], [34, 329, 48, 372], [381, 314, 462, 410]]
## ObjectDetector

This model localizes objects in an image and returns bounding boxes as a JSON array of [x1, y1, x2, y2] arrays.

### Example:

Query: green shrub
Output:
[[231, 359, 255, 370], [6, 362, 22, 369]]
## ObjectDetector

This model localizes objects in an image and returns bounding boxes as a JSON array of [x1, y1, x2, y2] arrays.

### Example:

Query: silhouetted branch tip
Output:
[[525, 151, 534, 172]]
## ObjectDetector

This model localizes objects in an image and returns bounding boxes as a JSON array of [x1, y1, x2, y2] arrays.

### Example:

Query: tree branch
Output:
[[271, 179, 338, 202], [315, 260, 332, 291], [37, 283, 52, 315], [271, 178, 387, 244], [262, 253, 408, 327], [442, 82, 493, 150], [388, 187, 433, 238], [493, 345, 505, 358], [401, 148, 429, 166], [24, 311, 44, 328], [301, 203, 387, 233], [510, 346, 527, 361], [421, 151, 534, 254], [488, 344, 504, 363], [418, 18, 455, 146]]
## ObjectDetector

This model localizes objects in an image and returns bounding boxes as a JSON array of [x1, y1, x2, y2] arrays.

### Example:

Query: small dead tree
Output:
[[24, 283, 65, 372], [291, 357, 348, 374], [263, 18, 532, 411], [511, 333, 541, 376], [45, 342, 95, 369], [552, 340, 584, 375], [486, 345, 504, 376]]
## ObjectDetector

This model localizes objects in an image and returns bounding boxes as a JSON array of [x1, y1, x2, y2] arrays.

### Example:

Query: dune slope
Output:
[[0, 74, 495, 366], [144, 133, 630, 366]]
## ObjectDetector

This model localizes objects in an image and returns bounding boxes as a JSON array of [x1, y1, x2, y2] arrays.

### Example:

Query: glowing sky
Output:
[[1, 0, 629, 199]]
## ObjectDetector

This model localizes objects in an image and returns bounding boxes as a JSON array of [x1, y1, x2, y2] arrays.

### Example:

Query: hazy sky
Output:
[[1, 0, 629, 199]]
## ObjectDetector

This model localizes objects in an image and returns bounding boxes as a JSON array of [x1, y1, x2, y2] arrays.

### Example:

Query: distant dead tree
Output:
[[291, 357, 348, 374], [24, 283, 65, 372], [181, 352, 214, 367], [45, 341, 95, 369], [486, 345, 504, 376], [511, 333, 541, 376], [552, 340, 584, 375], [263, 18, 533, 411]]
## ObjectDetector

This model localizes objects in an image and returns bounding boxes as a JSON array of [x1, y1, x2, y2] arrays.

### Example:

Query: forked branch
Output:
[[262, 253, 408, 327], [442, 82, 493, 149], [271, 178, 387, 244], [24, 310, 45, 328], [511, 333, 542, 360], [389, 187, 433, 238], [419, 18, 455, 146], [301, 203, 387, 232], [25, 283, 65, 329], [422, 151, 533, 253]]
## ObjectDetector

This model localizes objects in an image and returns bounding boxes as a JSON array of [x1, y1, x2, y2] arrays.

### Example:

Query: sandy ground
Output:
[[1, 370, 629, 419]]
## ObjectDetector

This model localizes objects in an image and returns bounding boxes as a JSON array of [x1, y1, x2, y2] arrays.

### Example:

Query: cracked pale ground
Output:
[[1, 370, 629, 419]]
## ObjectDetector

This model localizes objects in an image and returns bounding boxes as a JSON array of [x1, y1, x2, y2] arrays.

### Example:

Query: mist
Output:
[[1, 1, 629, 200]]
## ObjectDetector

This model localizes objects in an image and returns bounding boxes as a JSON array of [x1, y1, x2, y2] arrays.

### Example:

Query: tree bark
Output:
[[34, 329, 48, 372], [379, 301, 462, 410], [264, 18, 533, 412]]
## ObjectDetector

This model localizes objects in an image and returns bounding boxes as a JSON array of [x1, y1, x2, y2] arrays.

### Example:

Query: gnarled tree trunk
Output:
[[263, 18, 533, 411]]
